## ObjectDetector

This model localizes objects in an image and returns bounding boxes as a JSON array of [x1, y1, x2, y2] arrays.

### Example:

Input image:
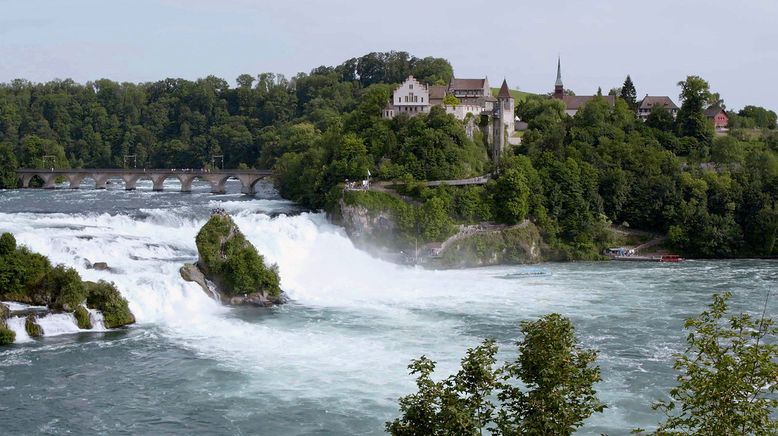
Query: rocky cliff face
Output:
[[181, 213, 286, 307], [431, 224, 546, 269], [336, 199, 400, 253], [333, 197, 549, 268]]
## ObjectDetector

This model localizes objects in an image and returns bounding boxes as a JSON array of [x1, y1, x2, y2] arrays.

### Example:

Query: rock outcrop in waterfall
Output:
[[181, 212, 286, 307]]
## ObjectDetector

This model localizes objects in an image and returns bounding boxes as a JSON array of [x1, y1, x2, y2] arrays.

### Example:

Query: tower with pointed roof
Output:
[[554, 57, 564, 99], [492, 78, 515, 163]]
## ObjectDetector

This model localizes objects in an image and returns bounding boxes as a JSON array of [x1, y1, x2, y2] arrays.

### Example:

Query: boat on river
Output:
[[610, 253, 685, 262]]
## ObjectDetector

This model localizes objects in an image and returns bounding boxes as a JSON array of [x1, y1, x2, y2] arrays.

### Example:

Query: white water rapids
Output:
[[1, 182, 775, 434]]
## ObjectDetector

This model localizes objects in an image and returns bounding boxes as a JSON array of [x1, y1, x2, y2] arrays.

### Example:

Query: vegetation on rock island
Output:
[[0, 302, 15, 345], [0, 232, 135, 344], [389, 293, 777, 435], [194, 213, 281, 299]]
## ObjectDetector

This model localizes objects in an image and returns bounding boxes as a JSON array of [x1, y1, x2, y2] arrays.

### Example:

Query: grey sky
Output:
[[1, 0, 776, 110]]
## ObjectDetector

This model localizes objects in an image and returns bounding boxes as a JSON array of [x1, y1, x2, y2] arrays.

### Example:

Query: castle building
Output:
[[382, 75, 515, 163], [382, 76, 431, 118], [552, 57, 615, 116]]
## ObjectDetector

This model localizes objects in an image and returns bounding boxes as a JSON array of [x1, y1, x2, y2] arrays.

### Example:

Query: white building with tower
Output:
[[382, 75, 515, 163]]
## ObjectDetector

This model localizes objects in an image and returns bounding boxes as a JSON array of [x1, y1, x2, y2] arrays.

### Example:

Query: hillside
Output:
[[491, 87, 534, 102]]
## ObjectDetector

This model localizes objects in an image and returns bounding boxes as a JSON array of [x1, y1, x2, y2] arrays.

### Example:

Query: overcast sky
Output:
[[1, 0, 776, 110]]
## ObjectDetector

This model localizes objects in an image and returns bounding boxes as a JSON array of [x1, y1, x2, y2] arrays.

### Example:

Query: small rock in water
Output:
[[90, 262, 110, 271]]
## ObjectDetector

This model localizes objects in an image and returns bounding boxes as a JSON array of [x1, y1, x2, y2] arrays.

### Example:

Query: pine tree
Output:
[[621, 75, 637, 109]]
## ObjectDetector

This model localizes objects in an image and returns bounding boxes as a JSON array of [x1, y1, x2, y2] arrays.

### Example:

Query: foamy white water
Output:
[[1, 182, 775, 435]]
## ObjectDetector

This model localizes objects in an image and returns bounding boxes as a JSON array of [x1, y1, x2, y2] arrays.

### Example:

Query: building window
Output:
[[409, 84, 413, 90]]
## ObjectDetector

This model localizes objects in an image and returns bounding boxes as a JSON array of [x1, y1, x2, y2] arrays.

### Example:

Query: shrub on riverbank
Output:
[[195, 214, 281, 298]]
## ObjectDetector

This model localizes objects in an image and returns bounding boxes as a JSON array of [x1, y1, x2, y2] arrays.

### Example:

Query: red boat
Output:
[[659, 254, 684, 263]]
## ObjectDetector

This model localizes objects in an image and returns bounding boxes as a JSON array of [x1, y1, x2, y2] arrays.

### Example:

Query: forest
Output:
[[0, 51, 776, 258]]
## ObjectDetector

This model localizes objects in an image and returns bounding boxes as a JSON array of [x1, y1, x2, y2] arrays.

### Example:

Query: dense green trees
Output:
[[386, 314, 604, 435], [0, 52, 457, 191], [512, 82, 778, 258]]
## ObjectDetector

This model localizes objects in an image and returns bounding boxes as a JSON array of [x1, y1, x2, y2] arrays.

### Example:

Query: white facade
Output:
[[445, 103, 487, 120], [390, 76, 431, 117]]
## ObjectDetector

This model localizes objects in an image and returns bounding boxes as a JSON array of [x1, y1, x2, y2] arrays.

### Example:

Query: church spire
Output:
[[554, 56, 564, 99]]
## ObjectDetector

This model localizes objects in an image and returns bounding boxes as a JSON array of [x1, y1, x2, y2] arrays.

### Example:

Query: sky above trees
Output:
[[1, 0, 776, 111]]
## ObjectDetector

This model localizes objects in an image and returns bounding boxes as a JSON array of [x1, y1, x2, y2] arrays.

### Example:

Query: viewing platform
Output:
[[15, 168, 274, 194]]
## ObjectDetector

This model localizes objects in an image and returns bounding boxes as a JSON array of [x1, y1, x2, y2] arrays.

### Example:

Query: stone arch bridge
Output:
[[16, 169, 274, 194]]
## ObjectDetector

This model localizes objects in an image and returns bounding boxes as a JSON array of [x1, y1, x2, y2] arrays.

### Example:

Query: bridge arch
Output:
[[20, 174, 48, 188], [15, 169, 273, 193]]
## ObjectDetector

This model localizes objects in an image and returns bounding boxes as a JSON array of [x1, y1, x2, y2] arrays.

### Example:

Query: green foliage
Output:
[[676, 76, 714, 146], [651, 292, 778, 435], [195, 214, 281, 297], [496, 314, 605, 435], [342, 190, 454, 246], [0, 232, 135, 329], [0, 232, 15, 256], [490, 168, 530, 225], [387, 314, 604, 435], [620, 75, 637, 109], [735, 105, 778, 129], [386, 340, 500, 436], [645, 105, 675, 132], [25, 314, 43, 337], [74, 305, 92, 329], [442, 94, 460, 107], [0, 325, 14, 345], [514, 75, 778, 258], [84, 281, 135, 329]]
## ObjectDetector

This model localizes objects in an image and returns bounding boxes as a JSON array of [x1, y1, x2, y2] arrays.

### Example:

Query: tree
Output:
[[645, 105, 675, 132], [652, 292, 778, 435], [387, 315, 604, 436], [620, 75, 637, 109], [676, 76, 714, 145], [442, 94, 460, 108], [386, 340, 499, 436], [738, 105, 778, 129], [495, 314, 605, 435], [0, 232, 16, 256], [490, 168, 530, 225]]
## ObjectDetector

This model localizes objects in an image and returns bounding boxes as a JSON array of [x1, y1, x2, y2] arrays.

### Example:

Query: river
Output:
[[0, 180, 775, 435]]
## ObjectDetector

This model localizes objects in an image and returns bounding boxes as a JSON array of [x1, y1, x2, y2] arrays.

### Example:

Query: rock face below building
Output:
[[182, 213, 286, 307], [332, 192, 552, 268]]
